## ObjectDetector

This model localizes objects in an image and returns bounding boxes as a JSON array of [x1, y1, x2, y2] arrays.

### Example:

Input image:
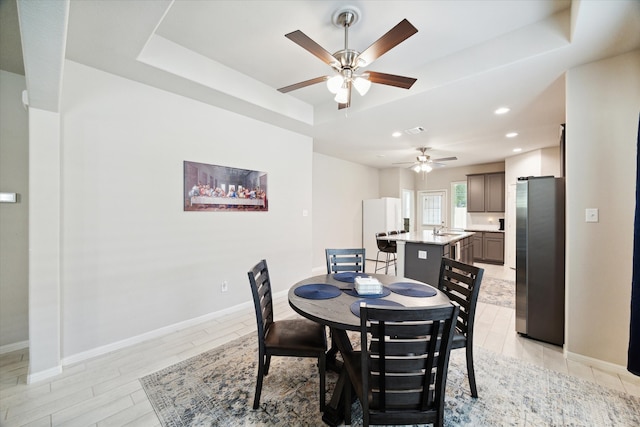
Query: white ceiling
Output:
[[11, 0, 640, 168]]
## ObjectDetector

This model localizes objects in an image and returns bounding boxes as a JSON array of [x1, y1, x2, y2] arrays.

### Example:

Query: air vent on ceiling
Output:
[[404, 126, 425, 135]]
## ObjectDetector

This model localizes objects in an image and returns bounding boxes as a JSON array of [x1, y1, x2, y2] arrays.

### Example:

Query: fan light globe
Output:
[[353, 77, 371, 96], [334, 87, 349, 104], [420, 163, 432, 172], [413, 165, 421, 173], [327, 75, 343, 94]]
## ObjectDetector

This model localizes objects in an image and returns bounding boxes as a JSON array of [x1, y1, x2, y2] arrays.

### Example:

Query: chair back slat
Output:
[[359, 304, 459, 424], [248, 259, 274, 341], [438, 258, 484, 338], [325, 248, 365, 274]]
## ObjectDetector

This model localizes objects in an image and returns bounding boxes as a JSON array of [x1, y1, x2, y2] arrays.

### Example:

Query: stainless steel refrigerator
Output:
[[516, 176, 565, 346]]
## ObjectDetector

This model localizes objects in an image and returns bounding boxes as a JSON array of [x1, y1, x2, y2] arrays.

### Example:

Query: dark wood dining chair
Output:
[[247, 259, 327, 410], [437, 257, 484, 397], [325, 248, 366, 273], [342, 303, 460, 427]]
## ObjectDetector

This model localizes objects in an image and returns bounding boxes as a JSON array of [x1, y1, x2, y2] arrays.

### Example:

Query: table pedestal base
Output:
[[321, 328, 356, 426]]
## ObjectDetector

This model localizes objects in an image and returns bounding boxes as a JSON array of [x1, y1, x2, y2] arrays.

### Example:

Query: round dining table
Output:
[[288, 272, 451, 426]]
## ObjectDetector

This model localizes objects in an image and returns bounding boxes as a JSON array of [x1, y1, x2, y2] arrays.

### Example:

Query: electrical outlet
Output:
[[221, 281, 228, 292], [418, 250, 427, 259], [585, 208, 599, 223]]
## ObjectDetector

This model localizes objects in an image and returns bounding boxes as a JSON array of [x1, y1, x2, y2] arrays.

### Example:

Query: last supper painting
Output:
[[184, 161, 268, 212]]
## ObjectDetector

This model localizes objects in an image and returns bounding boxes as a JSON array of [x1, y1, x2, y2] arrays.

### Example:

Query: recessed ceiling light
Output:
[[506, 132, 519, 138], [377, 154, 386, 158], [513, 148, 522, 152], [392, 131, 402, 137], [495, 107, 510, 115]]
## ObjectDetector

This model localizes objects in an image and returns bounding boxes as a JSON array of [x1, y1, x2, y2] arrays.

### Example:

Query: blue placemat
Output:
[[294, 284, 342, 300], [343, 287, 391, 299], [333, 272, 369, 283], [350, 299, 404, 317], [388, 282, 437, 297]]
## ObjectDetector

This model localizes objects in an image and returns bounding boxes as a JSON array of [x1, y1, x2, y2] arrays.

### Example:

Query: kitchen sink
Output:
[[435, 232, 463, 236]]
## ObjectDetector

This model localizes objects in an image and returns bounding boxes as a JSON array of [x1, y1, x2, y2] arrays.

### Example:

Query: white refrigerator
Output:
[[362, 198, 402, 261]]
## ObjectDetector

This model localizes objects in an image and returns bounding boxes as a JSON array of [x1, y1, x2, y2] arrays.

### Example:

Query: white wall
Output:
[[505, 146, 561, 186], [565, 50, 639, 366], [312, 153, 379, 272], [58, 61, 314, 360], [504, 147, 563, 267], [378, 167, 415, 199], [28, 107, 62, 380], [0, 71, 29, 352]]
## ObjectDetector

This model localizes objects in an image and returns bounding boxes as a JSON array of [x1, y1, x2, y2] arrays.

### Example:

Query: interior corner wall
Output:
[[540, 146, 561, 177], [28, 107, 62, 379], [565, 50, 639, 366], [312, 153, 379, 272], [379, 168, 401, 198], [378, 168, 416, 199], [0, 70, 29, 351], [59, 61, 313, 359]]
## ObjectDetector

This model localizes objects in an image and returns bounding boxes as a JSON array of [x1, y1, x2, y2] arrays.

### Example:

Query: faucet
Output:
[[433, 222, 446, 235]]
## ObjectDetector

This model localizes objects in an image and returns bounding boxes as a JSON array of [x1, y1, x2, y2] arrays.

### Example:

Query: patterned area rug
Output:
[[478, 276, 515, 308], [140, 333, 639, 426]]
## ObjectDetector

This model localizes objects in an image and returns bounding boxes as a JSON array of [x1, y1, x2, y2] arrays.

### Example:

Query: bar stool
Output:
[[374, 232, 397, 275]]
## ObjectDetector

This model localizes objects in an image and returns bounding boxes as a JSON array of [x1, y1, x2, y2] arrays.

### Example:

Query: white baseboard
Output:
[[0, 340, 29, 355], [61, 299, 255, 366], [27, 364, 62, 384], [565, 350, 640, 382]]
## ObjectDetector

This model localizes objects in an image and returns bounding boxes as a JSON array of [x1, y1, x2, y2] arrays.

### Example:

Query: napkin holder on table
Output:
[[355, 277, 383, 295]]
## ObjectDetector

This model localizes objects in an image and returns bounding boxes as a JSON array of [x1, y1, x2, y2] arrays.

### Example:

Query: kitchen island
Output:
[[381, 230, 475, 286]]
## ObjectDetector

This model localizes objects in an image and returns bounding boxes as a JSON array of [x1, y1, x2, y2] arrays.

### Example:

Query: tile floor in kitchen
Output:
[[1, 263, 638, 426]]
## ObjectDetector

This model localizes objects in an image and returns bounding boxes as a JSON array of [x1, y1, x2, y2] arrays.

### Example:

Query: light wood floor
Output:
[[1, 263, 639, 426]]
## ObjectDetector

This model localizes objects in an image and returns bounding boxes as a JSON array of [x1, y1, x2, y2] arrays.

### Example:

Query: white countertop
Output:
[[380, 230, 475, 246], [464, 227, 505, 233]]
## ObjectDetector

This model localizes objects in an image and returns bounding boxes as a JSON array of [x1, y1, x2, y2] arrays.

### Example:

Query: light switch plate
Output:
[[585, 208, 599, 223], [418, 250, 427, 259]]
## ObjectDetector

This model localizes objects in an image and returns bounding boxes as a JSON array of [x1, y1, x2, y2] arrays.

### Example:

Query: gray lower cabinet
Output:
[[457, 236, 474, 265], [471, 231, 504, 264], [483, 232, 504, 263], [472, 234, 484, 260]]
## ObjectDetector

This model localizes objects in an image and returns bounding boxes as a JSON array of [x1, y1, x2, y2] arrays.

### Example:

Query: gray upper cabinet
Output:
[[486, 173, 505, 212], [467, 174, 486, 212], [467, 172, 505, 212]]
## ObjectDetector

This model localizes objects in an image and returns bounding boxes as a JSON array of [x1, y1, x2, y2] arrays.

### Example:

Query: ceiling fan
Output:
[[277, 7, 418, 109], [393, 147, 458, 173]]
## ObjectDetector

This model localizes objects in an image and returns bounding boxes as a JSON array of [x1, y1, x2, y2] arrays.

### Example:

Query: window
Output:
[[418, 190, 446, 229], [451, 181, 467, 229]]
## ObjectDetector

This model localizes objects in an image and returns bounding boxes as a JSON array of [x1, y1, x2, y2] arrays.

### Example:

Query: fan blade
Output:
[[338, 81, 352, 110], [285, 30, 338, 66], [392, 161, 417, 165], [356, 19, 418, 66], [278, 76, 328, 93], [368, 71, 417, 89], [432, 156, 458, 162]]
